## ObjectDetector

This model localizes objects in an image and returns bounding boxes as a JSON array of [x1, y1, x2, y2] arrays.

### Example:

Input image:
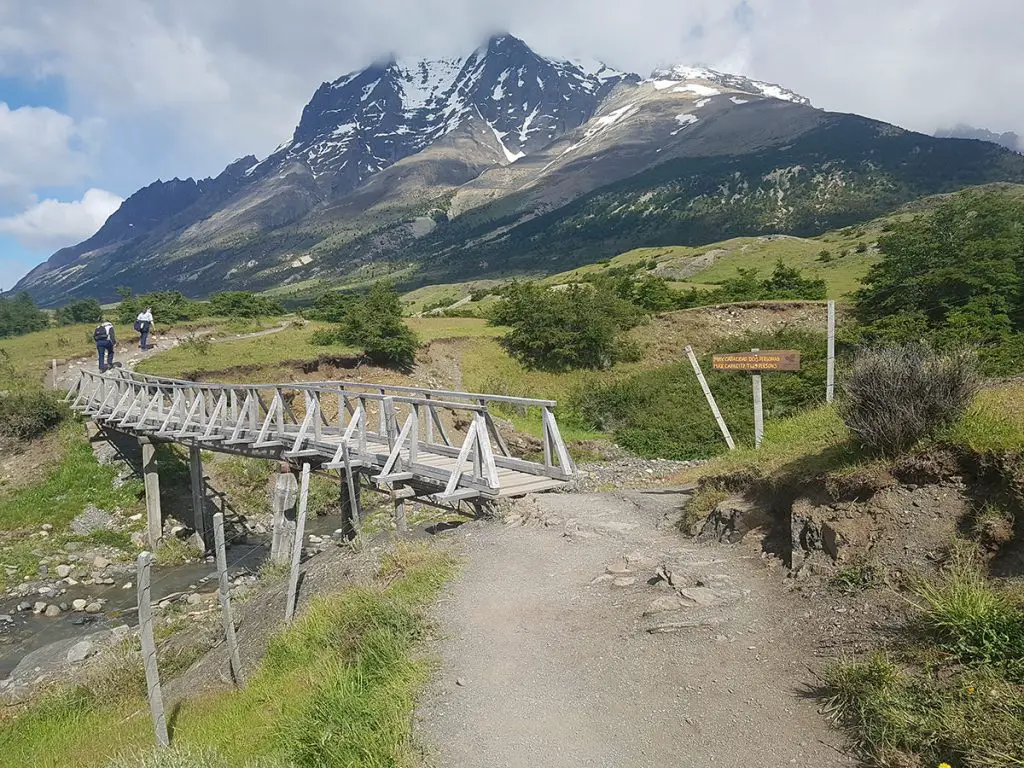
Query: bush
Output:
[[309, 328, 339, 346], [839, 344, 979, 456], [55, 298, 103, 326], [0, 390, 67, 441], [0, 292, 48, 338], [490, 282, 642, 372]]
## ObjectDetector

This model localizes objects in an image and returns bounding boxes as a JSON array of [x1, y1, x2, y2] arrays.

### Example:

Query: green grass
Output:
[[0, 422, 142, 531], [0, 543, 455, 768], [939, 383, 1024, 454], [823, 546, 1024, 767], [137, 317, 499, 380], [544, 230, 879, 299]]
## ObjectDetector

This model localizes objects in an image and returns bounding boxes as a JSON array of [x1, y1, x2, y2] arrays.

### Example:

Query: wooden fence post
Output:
[[137, 552, 169, 747], [826, 299, 836, 404], [212, 513, 243, 685], [751, 348, 764, 449], [189, 445, 209, 551], [685, 345, 736, 450], [284, 463, 311, 622]]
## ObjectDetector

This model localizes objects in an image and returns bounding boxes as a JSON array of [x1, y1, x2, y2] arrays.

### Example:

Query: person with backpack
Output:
[[135, 307, 154, 350], [94, 321, 116, 371]]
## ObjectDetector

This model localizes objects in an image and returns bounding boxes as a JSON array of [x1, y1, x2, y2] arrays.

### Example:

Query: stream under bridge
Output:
[[66, 369, 577, 550]]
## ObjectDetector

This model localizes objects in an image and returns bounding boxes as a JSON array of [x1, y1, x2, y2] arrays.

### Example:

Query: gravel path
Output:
[[417, 491, 853, 767]]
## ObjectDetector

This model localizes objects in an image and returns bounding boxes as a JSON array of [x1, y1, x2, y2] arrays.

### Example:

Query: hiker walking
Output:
[[94, 321, 116, 371], [135, 306, 154, 350]]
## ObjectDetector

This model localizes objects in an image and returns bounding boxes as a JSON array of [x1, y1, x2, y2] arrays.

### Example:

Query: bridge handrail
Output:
[[104, 368, 558, 408]]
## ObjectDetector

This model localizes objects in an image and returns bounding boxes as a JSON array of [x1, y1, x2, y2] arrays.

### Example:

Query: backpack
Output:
[[133, 319, 142, 332], [93, 324, 110, 342]]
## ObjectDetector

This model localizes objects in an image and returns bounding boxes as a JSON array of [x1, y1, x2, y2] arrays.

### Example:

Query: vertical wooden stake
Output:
[[284, 463, 311, 622], [342, 444, 360, 538], [685, 345, 736, 451], [189, 445, 209, 551], [394, 499, 408, 536], [140, 437, 162, 549], [752, 348, 764, 449], [51, 359, 57, 388], [137, 552, 169, 747], [826, 299, 836, 404], [212, 513, 243, 685]]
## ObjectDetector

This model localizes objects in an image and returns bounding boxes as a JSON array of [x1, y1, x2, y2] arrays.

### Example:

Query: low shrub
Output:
[[309, 328, 339, 346], [840, 344, 979, 456], [0, 390, 67, 441]]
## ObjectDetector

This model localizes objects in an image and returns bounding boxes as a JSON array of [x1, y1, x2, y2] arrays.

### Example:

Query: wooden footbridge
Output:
[[67, 369, 576, 548]]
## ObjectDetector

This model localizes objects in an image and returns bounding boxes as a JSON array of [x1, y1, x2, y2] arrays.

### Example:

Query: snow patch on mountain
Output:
[[647, 65, 811, 106]]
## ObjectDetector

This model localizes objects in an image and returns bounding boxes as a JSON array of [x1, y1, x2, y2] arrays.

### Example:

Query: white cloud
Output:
[[0, 188, 123, 250], [1, 0, 1023, 188], [0, 102, 102, 202]]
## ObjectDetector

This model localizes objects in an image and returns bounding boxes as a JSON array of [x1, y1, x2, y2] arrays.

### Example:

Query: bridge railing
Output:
[[68, 369, 575, 500]]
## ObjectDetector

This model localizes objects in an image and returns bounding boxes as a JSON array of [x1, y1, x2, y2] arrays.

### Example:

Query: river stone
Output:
[[186, 593, 202, 606], [84, 602, 102, 614], [612, 576, 637, 587], [32, 602, 47, 614], [605, 558, 632, 576], [44, 604, 61, 617], [66, 640, 95, 664], [16, 602, 31, 612], [56, 564, 73, 579], [0, 614, 12, 623], [92, 556, 111, 570], [72, 599, 88, 611]]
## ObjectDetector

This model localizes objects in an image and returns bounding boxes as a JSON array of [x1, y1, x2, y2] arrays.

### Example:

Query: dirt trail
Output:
[[51, 323, 289, 389], [417, 491, 853, 768]]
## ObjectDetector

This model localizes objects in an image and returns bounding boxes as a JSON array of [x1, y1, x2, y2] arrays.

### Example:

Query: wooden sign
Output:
[[712, 350, 801, 372]]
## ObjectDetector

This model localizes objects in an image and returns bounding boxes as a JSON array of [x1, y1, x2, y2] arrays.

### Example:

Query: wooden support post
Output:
[[136, 552, 169, 748], [826, 299, 836, 404], [51, 359, 57, 388], [284, 463, 311, 622], [140, 437, 162, 549], [394, 499, 409, 536], [751, 348, 764, 449], [212, 512, 243, 685], [188, 445, 210, 551], [685, 345, 736, 451], [270, 462, 298, 564], [341, 444, 360, 539]]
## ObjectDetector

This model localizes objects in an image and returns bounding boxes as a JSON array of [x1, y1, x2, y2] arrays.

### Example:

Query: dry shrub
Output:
[[840, 344, 979, 456]]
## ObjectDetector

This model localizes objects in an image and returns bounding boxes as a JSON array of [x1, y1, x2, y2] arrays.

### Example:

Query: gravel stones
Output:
[[70, 505, 114, 536], [56, 564, 74, 579], [92, 555, 111, 570], [71, 599, 88, 612], [44, 604, 62, 617]]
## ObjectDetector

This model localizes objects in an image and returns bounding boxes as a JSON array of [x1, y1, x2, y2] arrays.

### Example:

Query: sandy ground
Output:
[[416, 491, 854, 768]]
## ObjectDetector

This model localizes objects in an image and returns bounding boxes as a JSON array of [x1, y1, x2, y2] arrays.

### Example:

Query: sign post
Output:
[[751, 349, 764, 449], [712, 350, 802, 449], [826, 300, 836, 403]]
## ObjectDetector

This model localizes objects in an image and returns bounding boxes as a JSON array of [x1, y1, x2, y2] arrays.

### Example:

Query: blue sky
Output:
[[1, 0, 1021, 294]]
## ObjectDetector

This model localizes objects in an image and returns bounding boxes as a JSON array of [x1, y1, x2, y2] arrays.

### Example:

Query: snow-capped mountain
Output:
[[16, 34, 1024, 305], [646, 65, 811, 106], [250, 34, 634, 194]]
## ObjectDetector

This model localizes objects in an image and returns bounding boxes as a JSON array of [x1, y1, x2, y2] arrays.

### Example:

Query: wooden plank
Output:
[[752, 348, 764, 449], [685, 345, 736, 451]]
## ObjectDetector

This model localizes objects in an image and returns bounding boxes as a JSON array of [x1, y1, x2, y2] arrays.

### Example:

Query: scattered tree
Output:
[[208, 291, 283, 318], [55, 298, 103, 326], [490, 282, 642, 372], [0, 292, 48, 338], [320, 281, 418, 369]]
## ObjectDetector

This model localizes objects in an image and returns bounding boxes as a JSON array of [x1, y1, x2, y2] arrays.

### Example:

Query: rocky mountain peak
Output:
[[647, 65, 812, 106]]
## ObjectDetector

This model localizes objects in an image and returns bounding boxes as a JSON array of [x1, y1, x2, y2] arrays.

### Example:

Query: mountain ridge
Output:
[[14, 34, 1024, 306]]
